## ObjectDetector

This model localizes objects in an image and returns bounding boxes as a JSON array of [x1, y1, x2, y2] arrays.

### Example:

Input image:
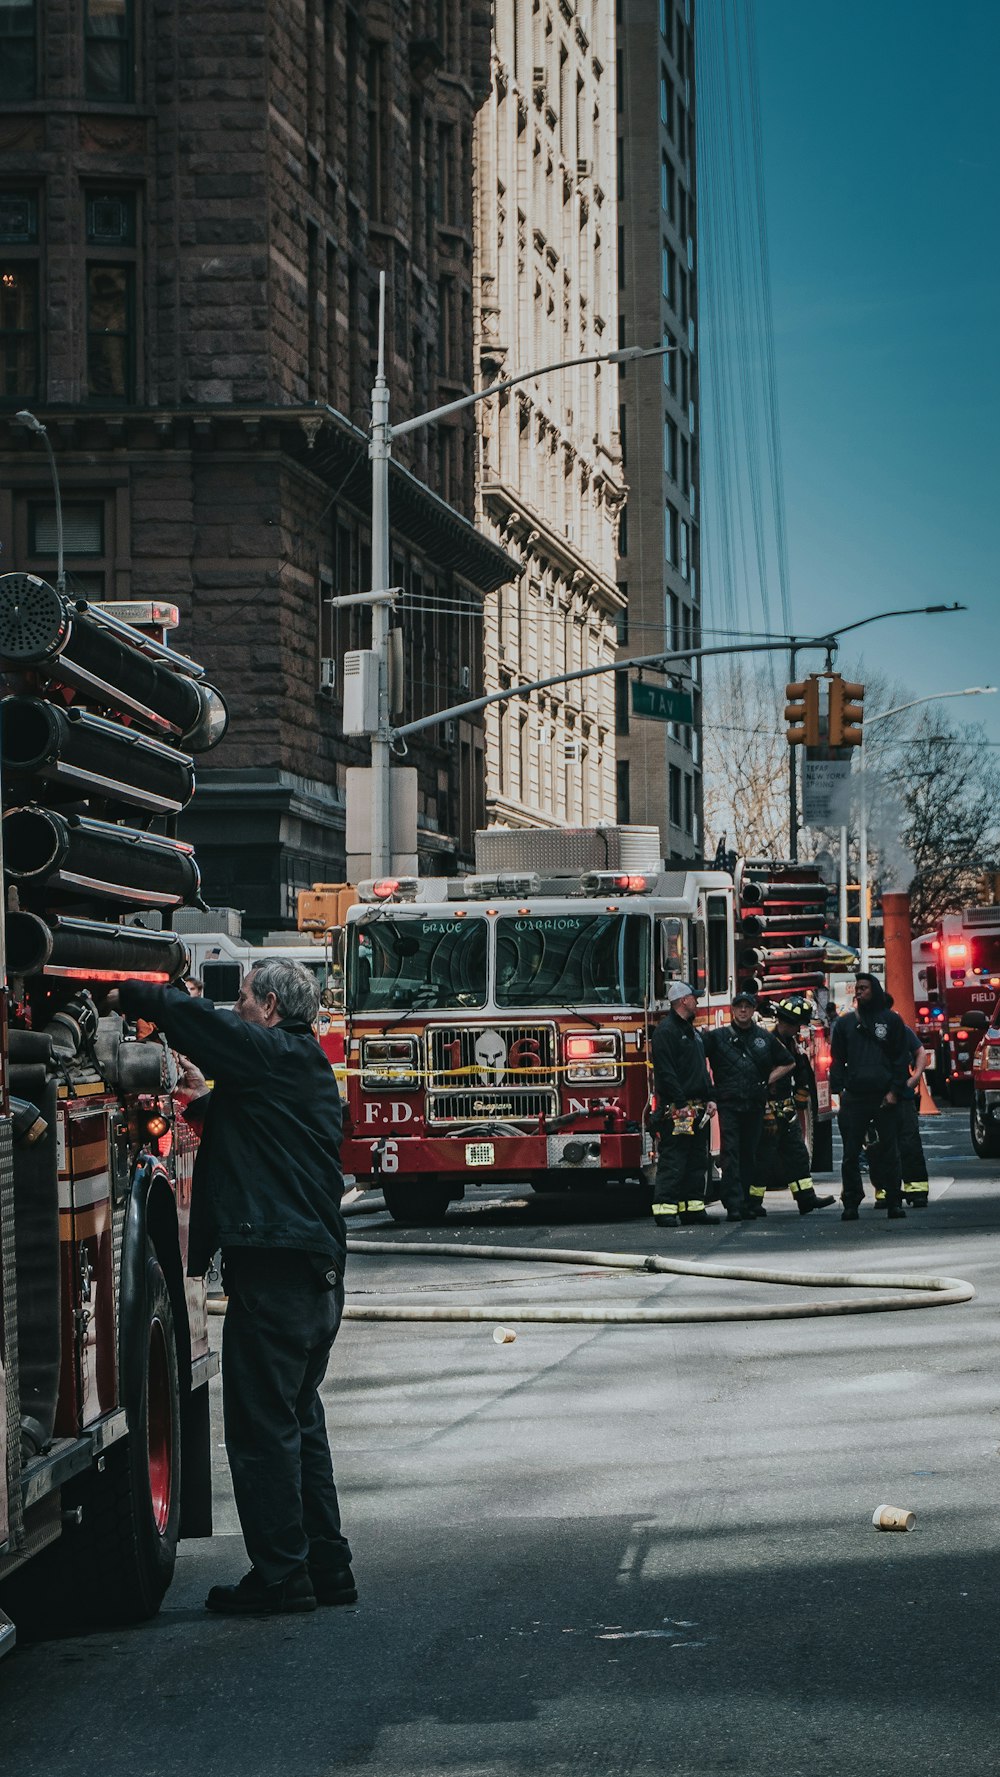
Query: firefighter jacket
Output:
[[829, 987, 910, 1100], [651, 1011, 712, 1109], [703, 1022, 776, 1107], [118, 982, 347, 1280], [768, 1030, 813, 1104]]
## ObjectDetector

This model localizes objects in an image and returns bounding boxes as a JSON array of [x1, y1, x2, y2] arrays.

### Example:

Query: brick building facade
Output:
[[0, 0, 513, 927]]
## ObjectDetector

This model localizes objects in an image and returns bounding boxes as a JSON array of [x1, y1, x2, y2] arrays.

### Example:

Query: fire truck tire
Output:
[[970, 1096, 1000, 1159], [0, 1243, 181, 1636], [381, 1182, 453, 1225]]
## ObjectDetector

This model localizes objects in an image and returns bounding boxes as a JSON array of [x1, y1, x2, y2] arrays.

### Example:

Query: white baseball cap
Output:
[[667, 980, 696, 1003]]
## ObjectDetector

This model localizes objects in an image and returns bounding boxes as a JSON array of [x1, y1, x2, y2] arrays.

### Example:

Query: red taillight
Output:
[[918, 1005, 930, 1017], [956, 1029, 969, 1041]]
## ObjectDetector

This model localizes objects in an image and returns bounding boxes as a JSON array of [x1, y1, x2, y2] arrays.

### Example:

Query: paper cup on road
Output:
[[872, 1504, 915, 1532], [493, 1326, 517, 1344]]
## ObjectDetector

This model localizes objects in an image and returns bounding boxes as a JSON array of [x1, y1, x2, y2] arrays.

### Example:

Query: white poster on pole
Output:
[[802, 757, 852, 827]]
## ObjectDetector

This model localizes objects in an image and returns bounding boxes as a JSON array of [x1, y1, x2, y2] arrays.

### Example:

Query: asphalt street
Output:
[[3, 1105, 999, 1777]]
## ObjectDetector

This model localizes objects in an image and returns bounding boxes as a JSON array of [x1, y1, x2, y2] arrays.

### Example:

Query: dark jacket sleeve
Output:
[[829, 1014, 849, 1093], [118, 983, 273, 1087], [886, 1014, 911, 1094]]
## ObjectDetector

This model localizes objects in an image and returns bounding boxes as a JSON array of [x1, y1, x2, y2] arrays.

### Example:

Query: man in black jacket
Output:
[[650, 981, 717, 1226], [830, 973, 910, 1222], [111, 958, 355, 1617], [703, 991, 775, 1221]]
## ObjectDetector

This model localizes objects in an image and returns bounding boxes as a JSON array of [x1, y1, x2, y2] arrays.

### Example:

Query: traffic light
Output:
[[784, 677, 821, 747], [828, 675, 864, 748]]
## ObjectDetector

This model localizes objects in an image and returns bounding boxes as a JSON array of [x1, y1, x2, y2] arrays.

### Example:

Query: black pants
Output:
[[652, 1124, 710, 1217], [871, 1097, 929, 1199], [717, 1102, 764, 1211], [221, 1246, 351, 1585], [771, 1107, 812, 1189], [838, 1095, 901, 1210]]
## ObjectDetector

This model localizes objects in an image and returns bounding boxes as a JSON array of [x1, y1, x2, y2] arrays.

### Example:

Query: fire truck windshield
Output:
[[495, 913, 649, 1008], [347, 917, 488, 1010]]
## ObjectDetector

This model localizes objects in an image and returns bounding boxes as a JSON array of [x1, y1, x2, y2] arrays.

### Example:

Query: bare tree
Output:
[[901, 716, 1000, 930], [702, 664, 789, 858]]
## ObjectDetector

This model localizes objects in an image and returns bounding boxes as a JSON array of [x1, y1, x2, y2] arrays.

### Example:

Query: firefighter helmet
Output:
[[773, 994, 813, 1025]]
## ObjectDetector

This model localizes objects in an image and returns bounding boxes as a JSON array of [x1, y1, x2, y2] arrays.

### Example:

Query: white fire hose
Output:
[[342, 1238, 975, 1324]]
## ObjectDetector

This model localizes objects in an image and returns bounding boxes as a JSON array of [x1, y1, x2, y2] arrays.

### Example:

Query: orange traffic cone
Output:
[[918, 1074, 939, 1117]]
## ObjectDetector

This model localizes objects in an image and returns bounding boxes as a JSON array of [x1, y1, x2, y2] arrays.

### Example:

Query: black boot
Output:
[[205, 1564, 317, 1615], [887, 1204, 907, 1220], [841, 1204, 860, 1222], [308, 1538, 359, 1606], [797, 1189, 835, 1215]]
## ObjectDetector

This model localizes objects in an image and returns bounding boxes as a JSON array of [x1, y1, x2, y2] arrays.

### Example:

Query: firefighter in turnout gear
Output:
[[650, 981, 717, 1226], [830, 974, 910, 1221], [873, 998, 931, 1208], [758, 997, 835, 1217], [703, 991, 774, 1221]]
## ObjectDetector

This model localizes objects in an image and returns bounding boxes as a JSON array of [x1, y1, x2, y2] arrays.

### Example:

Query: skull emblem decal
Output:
[[474, 1028, 507, 1087]]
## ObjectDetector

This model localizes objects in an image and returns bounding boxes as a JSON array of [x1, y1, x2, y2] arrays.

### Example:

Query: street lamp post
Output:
[[857, 685, 996, 970], [364, 271, 671, 876]]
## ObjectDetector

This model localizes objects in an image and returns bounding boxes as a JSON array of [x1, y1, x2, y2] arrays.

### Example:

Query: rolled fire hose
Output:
[[341, 1238, 976, 1324]]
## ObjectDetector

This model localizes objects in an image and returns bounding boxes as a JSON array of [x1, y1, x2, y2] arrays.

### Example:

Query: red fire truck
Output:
[[338, 830, 836, 1222], [0, 578, 225, 1651], [911, 906, 1000, 1098]]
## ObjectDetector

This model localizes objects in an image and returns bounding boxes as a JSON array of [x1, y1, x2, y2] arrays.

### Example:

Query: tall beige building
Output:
[[473, 1, 625, 829]]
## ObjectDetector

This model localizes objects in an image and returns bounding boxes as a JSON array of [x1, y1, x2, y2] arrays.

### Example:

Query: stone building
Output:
[[615, 0, 702, 860], [0, 0, 513, 926], [473, 1, 625, 829]]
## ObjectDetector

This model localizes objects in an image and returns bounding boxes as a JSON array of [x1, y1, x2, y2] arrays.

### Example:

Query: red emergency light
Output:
[[565, 1036, 599, 1059], [372, 879, 399, 899], [946, 941, 969, 962]]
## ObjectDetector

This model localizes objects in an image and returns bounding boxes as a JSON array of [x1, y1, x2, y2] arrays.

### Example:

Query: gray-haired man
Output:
[[110, 959, 354, 1617]]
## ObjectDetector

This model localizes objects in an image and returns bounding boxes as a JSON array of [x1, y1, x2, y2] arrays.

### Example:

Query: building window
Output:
[[684, 772, 693, 834], [366, 41, 389, 221], [661, 155, 674, 221], [663, 329, 676, 393], [87, 264, 134, 400], [26, 499, 110, 598], [661, 240, 674, 305], [616, 759, 630, 824], [86, 190, 136, 402], [680, 520, 689, 580], [615, 673, 630, 735], [659, 67, 671, 131], [663, 416, 677, 479], [0, 191, 39, 401], [665, 502, 678, 565], [669, 764, 681, 828], [85, 0, 134, 102], [0, 0, 36, 100]]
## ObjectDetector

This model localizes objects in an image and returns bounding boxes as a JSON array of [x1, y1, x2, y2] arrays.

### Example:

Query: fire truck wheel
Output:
[[970, 1096, 1000, 1159], [381, 1181, 453, 1225], [0, 1242, 181, 1635]]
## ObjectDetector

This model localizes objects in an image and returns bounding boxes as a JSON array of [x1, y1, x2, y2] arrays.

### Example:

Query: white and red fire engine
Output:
[[912, 905, 1000, 1098], [339, 830, 836, 1223], [0, 582, 224, 1650]]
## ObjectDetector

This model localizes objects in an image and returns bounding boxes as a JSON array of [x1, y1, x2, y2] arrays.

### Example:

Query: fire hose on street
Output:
[[341, 1238, 976, 1324]]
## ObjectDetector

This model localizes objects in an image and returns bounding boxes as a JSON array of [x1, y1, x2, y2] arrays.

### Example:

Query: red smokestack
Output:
[[882, 892, 917, 1027]]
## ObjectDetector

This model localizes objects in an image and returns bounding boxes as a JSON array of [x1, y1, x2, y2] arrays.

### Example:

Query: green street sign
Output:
[[630, 681, 694, 724]]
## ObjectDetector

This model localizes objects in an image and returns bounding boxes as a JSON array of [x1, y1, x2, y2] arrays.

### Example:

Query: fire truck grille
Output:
[[427, 1089, 558, 1125], [426, 1023, 559, 1125]]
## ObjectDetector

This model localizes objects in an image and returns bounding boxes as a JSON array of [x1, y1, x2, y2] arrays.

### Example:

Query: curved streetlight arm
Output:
[[15, 410, 65, 595], [816, 602, 965, 646], [389, 344, 670, 440]]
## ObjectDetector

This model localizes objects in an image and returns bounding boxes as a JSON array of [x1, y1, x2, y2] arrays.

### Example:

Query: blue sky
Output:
[[751, 0, 1000, 737]]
